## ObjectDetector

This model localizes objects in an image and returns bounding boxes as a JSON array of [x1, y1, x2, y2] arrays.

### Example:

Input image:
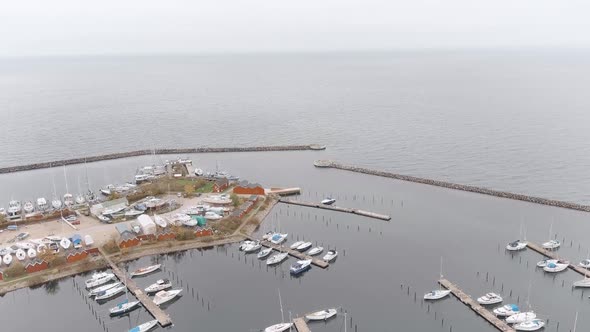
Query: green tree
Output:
[[230, 193, 240, 207]]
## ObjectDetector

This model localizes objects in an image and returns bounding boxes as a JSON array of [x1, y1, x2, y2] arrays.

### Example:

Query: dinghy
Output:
[[296, 242, 312, 251], [321, 197, 336, 205], [15, 249, 26, 261], [290, 259, 312, 275], [95, 285, 126, 301], [307, 246, 324, 256], [145, 279, 172, 293], [109, 299, 140, 316], [542, 239, 561, 250], [264, 323, 293, 332], [506, 240, 527, 251], [128, 320, 158, 332], [270, 233, 288, 244], [257, 247, 273, 259], [86, 273, 115, 288], [153, 289, 182, 306], [493, 304, 520, 316], [60, 238, 71, 250], [130, 264, 161, 277], [424, 289, 451, 300], [506, 311, 537, 324], [3, 254, 12, 265], [289, 241, 304, 250], [323, 250, 338, 262], [306, 308, 338, 321], [543, 261, 568, 273], [476, 293, 503, 305], [27, 248, 37, 259], [153, 214, 168, 228], [89, 282, 122, 297], [514, 319, 545, 331], [267, 252, 289, 266]]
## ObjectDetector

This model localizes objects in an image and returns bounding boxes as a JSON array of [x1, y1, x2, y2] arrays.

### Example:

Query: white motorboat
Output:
[[323, 250, 338, 262], [60, 237, 72, 250], [3, 254, 12, 265], [270, 233, 288, 244], [124, 209, 144, 217], [506, 240, 527, 251], [543, 261, 569, 273], [23, 201, 35, 213], [476, 293, 503, 305], [128, 320, 158, 332], [321, 197, 336, 205], [7, 200, 22, 218], [75, 194, 86, 205], [204, 211, 223, 220], [153, 289, 182, 306], [267, 252, 289, 266], [290, 259, 312, 275], [63, 193, 74, 207], [95, 285, 126, 301], [135, 174, 150, 184], [27, 248, 37, 259], [172, 213, 192, 224], [102, 205, 126, 216], [153, 214, 168, 228], [536, 259, 557, 268], [89, 282, 122, 297], [36, 197, 48, 211], [240, 240, 256, 251], [15, 249, 26, 261], [130, 264, 161, 277], [289, 241, 304, 250], [579, 259, 590, 268], [514, 319, 545, 331], [542, 239, 561, 250], [109, 299, 140, 315], [308, 246, 324, 256], [423, 289, 451, 300], [100, 186, 113, 196], [86, 273, 115, 288], [262, 231, 274, 240], [145, 279, 172, 293], [243, 241, 262, 253], [51, 197, 62, 210], [98, 215, 111, 223], [306, 308, 338, 321], [257, 247, 273, 259], [17, 232, 30, 240], [296, 242, 312, 251], [194, 168, 204, 176], [493, 304, 520, 317], [264, 323, 293, 332], [506, 311, 537, 324]]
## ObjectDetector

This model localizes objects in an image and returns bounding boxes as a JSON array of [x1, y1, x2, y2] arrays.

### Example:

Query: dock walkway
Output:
[[293, 317, 311, 332], [526, 242, 590, 277], [98, 248, 172, 327], [439, 278, 515, 332], [278, 199, 391, 221], [246, 237, 329, 268]]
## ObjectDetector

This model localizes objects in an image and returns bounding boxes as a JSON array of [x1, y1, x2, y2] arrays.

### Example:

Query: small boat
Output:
[[17, 232, 30, 240], [579, 259, 590, 268], [506, 311, 537, 324], [153, 214, 168, 228], [109, 299, 140, 316], [290, 259, 312, 275], [86, 273, 115, 288], [321, 197, 336, 205], [476, 292, 503, 305], [267, 252, 289, 266], [7, 200, 22, 218], [308, 246, 324, 256], [542, 239, 561, 250], [23, 201, 35, 213], [493, 304, 520, 317], [194, 168, 204, 176], [240, 240, 256, 251], [145, 279, 172, 293], [270, 233, 288, 244], [323, 250, 338, 262], [36, 197, 49, 211], [63, 193, 74, 207], [128, 320, 158, 332], [289, 241, 304, 250], [98, 215, 111, 223], [257, 247, 273, 259], [514, 319, 545, 331], [262, 231, 274, 240], [45, 235, 62, 242], [95, 285, 126, 301], [506, 240, 527, 251], [89, 282, 122, 297], [296, 242, 312, 251], [60, 238, 72, 250], [27, 248, 37, 259], [536, 259, 557, 268], [306, 308, 338, 321], [0, 248, 9, 256], [424, 289, 451, 300], [153, 289, 182, 306], [204, 211, 223, 220], [573, 278, 590, 288], [75, 194, 86, 205], [15, 249, 26, 261], [264, 323, 293, 332], [3, 254, 12, 265], [49, 242, 60, 254], [37, 244, 47, 253], [17, 242, 35, 250], [102, 205, 126, 216], [124, 209, 144, 217], [51, 198, 62, 210], [130, 264, 161, 277], [543, 261, 568, 273], [243, 241, 262, 253]]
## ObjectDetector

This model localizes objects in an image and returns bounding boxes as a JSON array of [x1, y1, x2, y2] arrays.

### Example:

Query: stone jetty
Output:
[[314, 160, 590, 213]]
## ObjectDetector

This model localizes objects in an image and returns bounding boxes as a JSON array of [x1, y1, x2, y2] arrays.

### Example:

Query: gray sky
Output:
[[1, 0, 589, 56]]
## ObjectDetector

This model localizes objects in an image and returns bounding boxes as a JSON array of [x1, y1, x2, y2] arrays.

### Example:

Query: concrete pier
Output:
[[439, 278, 515, 332], [99, 248, 172, 327], [293, 317, 311, 332], [278, 199, 391, 221], [246, 237, 329, 268], [526, 242, 590, 277]]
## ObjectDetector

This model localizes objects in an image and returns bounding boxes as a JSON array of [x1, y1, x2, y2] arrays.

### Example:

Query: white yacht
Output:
[[51, 197, 62, 210], [323, 250, 338, 262], [7, 200, 22, 218], [63, 193, 74, 207], [424, 289, 451, 300], [145, 279, 172, 293], [506, 240, 527, 251], [542, 239, 561, 250], [536, 259, 558, 268], [296, 242, 312, 251], [257, 247, 273, 259], [153, 289, 182, 306], [579, 259, 590, 268], [75, 194, 86, 205], [267, 252, 289, 266], [36, 197, 49, 211], [289, 241, 304, 250], [308, 247, 324, 256], [476, 293, 503, 305], [321, 197, 336, 205], [270, 233, 288, 244], [543, 260, 569, 273], [128, 320, 158, 332], [506, 311, 537, 324], [493, 304, 520, 316], [305, 308, 338, 321], [514, 319, 545, 331], [23, 201, 35, 213]]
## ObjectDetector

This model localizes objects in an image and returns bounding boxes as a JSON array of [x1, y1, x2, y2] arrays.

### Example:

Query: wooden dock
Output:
[[246, 237, 329, 268], [99, 248, 172, 327], [439, 278, 515, 332], [526, 242, 590, 277], [278, 199, 391, 221], [293, 317, 311, 332]]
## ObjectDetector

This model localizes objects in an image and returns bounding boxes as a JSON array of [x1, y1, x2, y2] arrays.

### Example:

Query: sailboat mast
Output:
[[278, 289, 285, 323], [63, 165, 69, 194], [344, 312, 347, 332]]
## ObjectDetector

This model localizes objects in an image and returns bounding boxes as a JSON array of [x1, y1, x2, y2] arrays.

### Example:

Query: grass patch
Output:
[[4, 262, 26, 279], [102, 236, 121, 254], [173, 226, 196, 241]]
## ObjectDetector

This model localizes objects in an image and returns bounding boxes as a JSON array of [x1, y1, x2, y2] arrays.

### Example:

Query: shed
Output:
[[233, 181, 265, 195], [71, 234, 82, 248], [84, 235, 94, 247], [137, 215, 157, 235], [115, 223, 134, 238], [213, 178, 229, 193]]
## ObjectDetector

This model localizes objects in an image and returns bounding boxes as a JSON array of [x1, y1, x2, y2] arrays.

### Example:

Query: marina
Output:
[[526, 242, 590, 278], [247, 237, 329, 268], [278, 199, 391, 221]]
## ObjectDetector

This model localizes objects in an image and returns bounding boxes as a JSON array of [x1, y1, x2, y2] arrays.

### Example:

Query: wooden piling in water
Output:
[[438, 278, 515, 332], [526, 242, 590, 277], [278, 199, 391, 221]]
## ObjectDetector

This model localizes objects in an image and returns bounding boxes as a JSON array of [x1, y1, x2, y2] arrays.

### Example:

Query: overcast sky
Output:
[[1, 0, 589, 56]]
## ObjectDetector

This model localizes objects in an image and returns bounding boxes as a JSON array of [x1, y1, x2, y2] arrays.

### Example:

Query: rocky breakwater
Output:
[[315, 160, 590, 213]]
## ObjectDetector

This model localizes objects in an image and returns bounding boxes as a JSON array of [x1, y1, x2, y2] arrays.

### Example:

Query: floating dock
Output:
[[526, 242, 590, 277], [439, 278, 515, 332], [99, 248, 172, 327], [278, 199, 391, 221], [293, 317, 311, 332], [246, 237, 329, 268]]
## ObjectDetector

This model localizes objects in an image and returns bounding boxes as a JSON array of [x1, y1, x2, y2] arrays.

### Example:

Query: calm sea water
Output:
[[1, 50, 590, 203]]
